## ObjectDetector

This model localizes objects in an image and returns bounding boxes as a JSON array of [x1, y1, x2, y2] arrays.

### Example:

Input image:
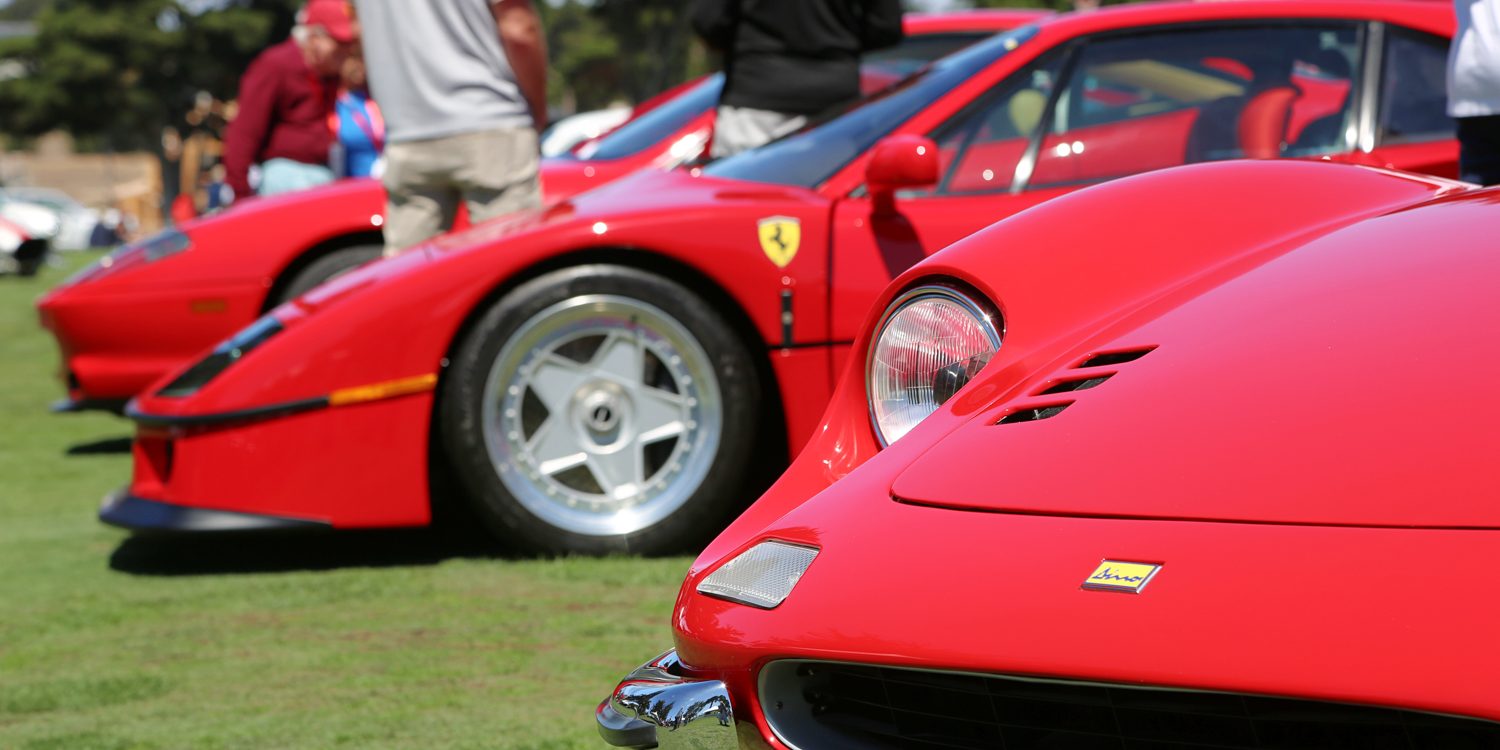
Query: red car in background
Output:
[[598, 159, 1497, 750], [36, 77, 713, 412], [106, 1, 1455, 557], [37, 11, 1030, 413]]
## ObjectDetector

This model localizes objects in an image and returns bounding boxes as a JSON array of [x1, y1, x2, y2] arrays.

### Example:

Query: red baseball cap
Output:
[[301, 0, 357, 44]]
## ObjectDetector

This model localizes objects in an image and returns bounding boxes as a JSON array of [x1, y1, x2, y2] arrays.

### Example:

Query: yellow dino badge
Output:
[[758, 216, 800, 268]]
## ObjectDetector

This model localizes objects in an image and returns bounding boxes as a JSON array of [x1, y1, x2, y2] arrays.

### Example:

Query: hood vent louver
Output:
[[1076, 346, 1156, 368], [998, 401, 1073, 424], [993, 346, 1156, 428], [1037, 373, 1113, 395]]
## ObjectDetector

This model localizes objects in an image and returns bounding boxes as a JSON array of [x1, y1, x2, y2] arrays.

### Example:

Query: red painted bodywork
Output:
[[36, 15, 1024, 409], [119, 1, 1458, 533], [664, 160, 1496, 745], [36, 86, 716, 404]]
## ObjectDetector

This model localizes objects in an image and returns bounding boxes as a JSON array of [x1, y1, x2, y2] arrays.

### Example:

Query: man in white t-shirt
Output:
[[1449, 0, 1500, 184], [354, 0, 549, 254]]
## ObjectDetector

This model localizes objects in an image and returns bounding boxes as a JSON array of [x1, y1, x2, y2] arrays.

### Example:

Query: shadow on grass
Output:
[[65, 436, 134, 455], [107, 521, 514, 576]]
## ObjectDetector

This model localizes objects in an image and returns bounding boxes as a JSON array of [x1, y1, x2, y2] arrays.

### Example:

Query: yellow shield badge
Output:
[[758, 216, 800, 268]]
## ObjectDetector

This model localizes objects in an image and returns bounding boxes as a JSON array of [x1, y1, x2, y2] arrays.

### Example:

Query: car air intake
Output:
[[760, 661, 1500, 749]]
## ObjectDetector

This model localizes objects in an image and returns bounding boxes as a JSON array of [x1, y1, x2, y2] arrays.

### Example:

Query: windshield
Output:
[[702, 25, 1038, 190], [572, 75, 723, 162], [863, 31, 996, 78]]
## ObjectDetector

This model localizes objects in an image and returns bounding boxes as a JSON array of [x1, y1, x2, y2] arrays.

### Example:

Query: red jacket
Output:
[[223, 39, 339, 199]]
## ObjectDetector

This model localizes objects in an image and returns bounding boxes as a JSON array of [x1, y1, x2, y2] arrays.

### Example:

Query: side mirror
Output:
[[866, 135, 939, 213]]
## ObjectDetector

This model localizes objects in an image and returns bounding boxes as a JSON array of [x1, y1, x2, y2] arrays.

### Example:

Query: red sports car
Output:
[[37, 12, 1027, 413], [106, 1, 1456, 556], [598, 159, 1498, 749], [36, 77, 718, 411]]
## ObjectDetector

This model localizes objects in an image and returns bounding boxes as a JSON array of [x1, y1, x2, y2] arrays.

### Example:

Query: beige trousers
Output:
[[381, 127, 542, 254], [710, 105, 807, 158]]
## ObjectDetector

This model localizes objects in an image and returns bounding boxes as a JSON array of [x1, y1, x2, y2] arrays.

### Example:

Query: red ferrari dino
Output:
[[106, 1, 1456, 556], [37, 11, 1030, 413], [598, 159, 1500, 749]]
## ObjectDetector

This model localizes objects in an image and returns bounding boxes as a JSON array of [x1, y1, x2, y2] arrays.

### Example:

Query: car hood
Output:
[[891, 187, 1500, 529]]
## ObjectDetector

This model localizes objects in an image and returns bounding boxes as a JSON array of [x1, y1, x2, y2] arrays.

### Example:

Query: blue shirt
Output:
[[334, 90, 383, 178]]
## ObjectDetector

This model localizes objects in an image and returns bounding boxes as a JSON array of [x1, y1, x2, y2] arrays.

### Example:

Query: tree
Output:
[[540, 0, 706, 115], [0, 0, 48, 22], [0, 0, 297, 150]]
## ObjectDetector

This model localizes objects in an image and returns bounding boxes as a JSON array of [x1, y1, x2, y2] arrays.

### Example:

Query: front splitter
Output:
[[99, 489, 330, 534]]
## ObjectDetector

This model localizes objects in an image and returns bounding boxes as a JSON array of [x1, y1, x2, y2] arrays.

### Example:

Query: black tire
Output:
[[438, 264, 762, 555], [15, 238, 48, 277], [275, 244, 383, 303]]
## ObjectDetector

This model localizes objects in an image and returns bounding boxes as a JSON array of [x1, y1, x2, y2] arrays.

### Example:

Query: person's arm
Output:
[[859, 0, 904, 52], [690, 0, 735, 51], [492, 0, 549, 132], [222, 56, 278, 199]]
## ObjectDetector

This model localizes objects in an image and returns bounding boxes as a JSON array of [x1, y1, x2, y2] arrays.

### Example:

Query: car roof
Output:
[[1032, 0, 1452, 40], [904, 9, 1055, 35]]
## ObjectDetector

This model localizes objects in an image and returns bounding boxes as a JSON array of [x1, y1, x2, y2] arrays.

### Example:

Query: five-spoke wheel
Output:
[[439, 265, 761, 554]]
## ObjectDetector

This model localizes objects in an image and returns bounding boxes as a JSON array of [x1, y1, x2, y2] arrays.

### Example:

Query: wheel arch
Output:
[[260, 229, 386, 313], [425, 245, 792, 521]]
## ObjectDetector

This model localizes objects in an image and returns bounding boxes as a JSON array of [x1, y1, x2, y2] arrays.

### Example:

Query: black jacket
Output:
[[691, 0, 904, 116]]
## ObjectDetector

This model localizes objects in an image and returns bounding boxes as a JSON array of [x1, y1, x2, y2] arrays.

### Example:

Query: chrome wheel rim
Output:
[[481, 294, 722, 537]]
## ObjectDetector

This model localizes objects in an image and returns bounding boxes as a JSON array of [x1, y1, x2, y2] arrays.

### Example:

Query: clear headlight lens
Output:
[[866, 285, 1001, 445], [696, 541, 819, 609]]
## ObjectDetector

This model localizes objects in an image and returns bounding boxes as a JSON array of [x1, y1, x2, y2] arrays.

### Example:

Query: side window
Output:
[[1379, 28, 1454, 145], [923, 56, 1063, 196], [1029, 25, 1360, 190]]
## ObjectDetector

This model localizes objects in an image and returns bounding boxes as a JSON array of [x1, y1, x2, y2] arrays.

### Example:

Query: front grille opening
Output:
[[1036, 374, 1112, 395], [1076, 346, 1156, 369], [762, 661, 1500, 750], [997, 402, 1072, 425]]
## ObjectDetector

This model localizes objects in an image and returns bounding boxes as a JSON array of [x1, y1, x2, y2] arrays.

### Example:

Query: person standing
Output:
[[222, 0, 357, 200], [1449, 0, 1500, 185], [353, 0, 549, 255], [330, 51, 385, 179], [692, 0, 904, 158]]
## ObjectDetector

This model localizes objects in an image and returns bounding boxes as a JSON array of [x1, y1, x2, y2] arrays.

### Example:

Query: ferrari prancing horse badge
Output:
[[758, 216, 800, 268]]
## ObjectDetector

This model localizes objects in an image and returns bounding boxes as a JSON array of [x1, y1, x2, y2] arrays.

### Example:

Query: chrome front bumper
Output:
[[597, 649, 736, 749]]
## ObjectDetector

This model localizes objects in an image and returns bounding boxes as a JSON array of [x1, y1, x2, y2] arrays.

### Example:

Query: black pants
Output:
[[1457, 115, 1500, 185]]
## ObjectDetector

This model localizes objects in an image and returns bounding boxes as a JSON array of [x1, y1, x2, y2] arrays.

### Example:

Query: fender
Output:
[[689, 160, 1468, 575]]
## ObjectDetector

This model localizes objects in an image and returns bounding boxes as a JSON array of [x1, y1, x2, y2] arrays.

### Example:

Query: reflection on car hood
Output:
[[893, 187, 1500, 529]]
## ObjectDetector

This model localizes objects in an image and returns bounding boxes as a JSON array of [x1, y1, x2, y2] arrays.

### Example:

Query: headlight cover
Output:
[[866, 285, 1001, 445], [155, 315, 284, 398], [61, 228, 193, 287], [696, 541, 819, 609]]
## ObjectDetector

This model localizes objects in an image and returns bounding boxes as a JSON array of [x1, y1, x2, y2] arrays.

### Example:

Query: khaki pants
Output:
[[381, 127, 542, 254], [710, 105, 807, 158]]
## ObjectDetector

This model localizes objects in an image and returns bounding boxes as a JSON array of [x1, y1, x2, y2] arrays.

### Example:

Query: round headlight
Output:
[[866, 286, 1001, 445]]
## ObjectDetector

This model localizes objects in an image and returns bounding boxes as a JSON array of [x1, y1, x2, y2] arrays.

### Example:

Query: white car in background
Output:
[[539, 106, 632, 157], [0, 187, 102, 251], [0, 215, 47, 276]]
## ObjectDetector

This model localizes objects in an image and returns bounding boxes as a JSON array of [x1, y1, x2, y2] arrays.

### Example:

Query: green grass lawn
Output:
[[0, 253, 688, 749]]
